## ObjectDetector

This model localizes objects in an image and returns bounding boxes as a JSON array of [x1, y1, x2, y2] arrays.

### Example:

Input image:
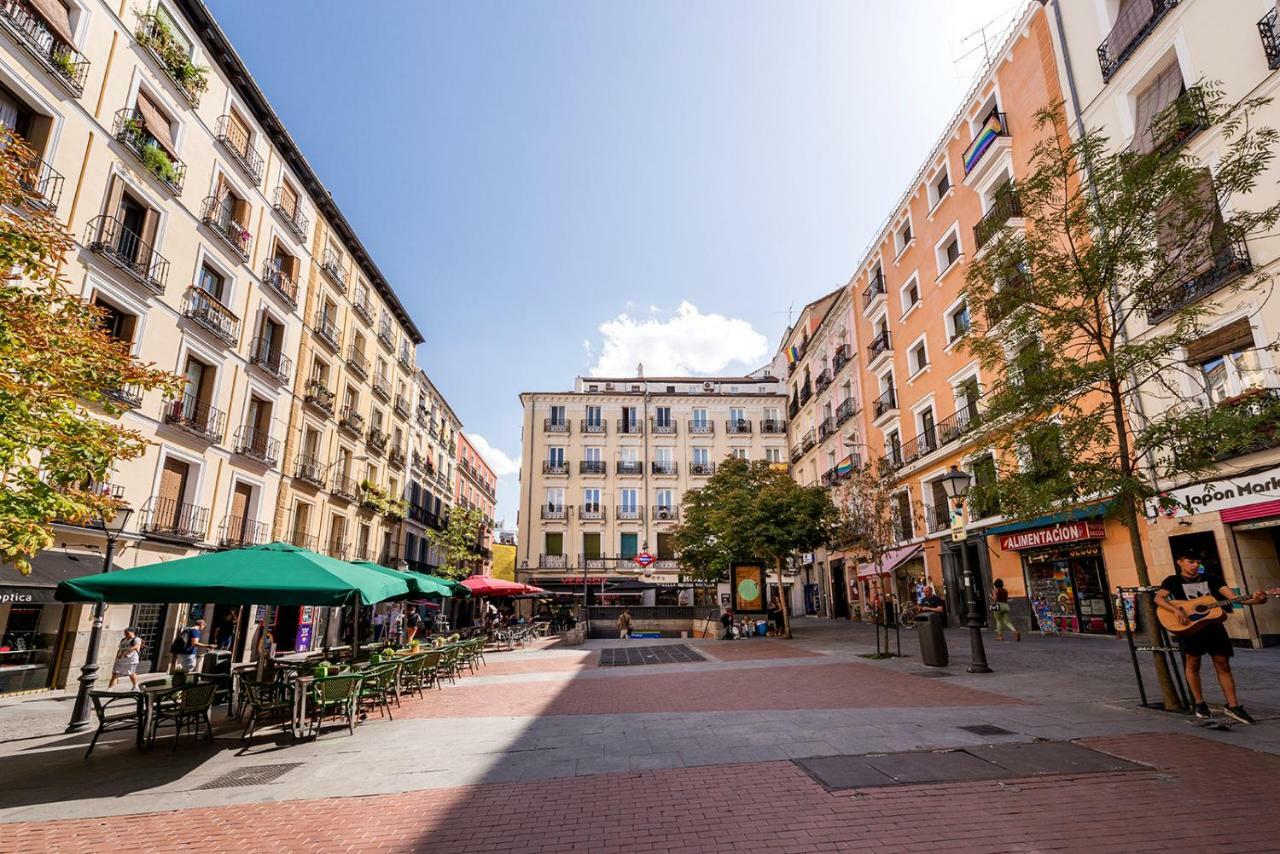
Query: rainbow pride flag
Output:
[[963, 113, 1005, 174], [785, 345, 801, 365], [836, 455, 855, 477]]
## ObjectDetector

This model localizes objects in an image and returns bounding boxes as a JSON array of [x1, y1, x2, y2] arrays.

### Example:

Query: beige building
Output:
[[402, 369, 462, 573], [516, 373, 788, 602], [1048, 0, 1280, 645], [0, 0, 430, 691]]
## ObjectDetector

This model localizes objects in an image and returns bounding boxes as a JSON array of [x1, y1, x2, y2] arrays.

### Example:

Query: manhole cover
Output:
[[197, 763, 303, 789], [959, 724, 1016, 736], [599, 645, 706, 666]]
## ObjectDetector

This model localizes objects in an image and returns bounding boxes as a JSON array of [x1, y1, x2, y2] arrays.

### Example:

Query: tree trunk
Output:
[[776, 556, 793, 640]]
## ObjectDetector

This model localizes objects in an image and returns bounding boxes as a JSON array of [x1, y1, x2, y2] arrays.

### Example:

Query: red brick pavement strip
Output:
[[409, 661, 1017, 718], [473, 654, 599, 676], [696, 641, 822, 662], [7, 732, 1279, 853]]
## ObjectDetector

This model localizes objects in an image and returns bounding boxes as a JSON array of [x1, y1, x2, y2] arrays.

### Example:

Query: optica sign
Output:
[[998, 521, 1105, 551]]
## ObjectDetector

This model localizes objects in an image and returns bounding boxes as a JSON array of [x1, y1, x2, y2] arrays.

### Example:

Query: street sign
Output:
[[950, 508, 966, 543], [633, 552, 655, 568]]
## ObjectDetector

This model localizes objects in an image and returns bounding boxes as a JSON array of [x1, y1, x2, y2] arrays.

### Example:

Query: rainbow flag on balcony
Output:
[[785, 345, 801, 365], [963, 113, 1005, 174], [836, 455, 855, 477]]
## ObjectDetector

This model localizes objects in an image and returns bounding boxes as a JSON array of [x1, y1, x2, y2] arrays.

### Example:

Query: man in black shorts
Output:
[[1155, 552, 1266, 724]]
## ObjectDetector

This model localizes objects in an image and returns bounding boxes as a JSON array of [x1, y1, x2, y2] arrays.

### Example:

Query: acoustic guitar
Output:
[[1157, 588, 1280, 636]]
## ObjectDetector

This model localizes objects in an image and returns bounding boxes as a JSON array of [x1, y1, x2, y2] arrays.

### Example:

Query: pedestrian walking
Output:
[[618, 608, 632, 639], [720, 607, 735, 640], [108, 627, 142, 689], [991, 578, 1020, 641], [372, 610, 386, 642], [404, 607, 423, 645], [169, 618, 211, 672]]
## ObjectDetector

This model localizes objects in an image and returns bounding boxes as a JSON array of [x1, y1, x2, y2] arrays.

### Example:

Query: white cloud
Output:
[[466, 433, 520, 478], [588, 301, 769, 377]]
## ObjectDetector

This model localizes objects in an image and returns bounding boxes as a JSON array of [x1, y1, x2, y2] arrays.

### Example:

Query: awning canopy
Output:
[[462, 576, 546, 597], [985, 501, 1112, 537], [857, 544, 923, 579], [2, 550, 112, 604], [56, 541, 411, 607], [348, 560, 468, 598]]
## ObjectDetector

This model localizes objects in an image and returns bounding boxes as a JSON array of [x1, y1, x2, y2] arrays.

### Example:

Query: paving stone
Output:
[[966, 741, 1147, 776], [793, 755, 895, 790], [863, 748, 1005, 783]]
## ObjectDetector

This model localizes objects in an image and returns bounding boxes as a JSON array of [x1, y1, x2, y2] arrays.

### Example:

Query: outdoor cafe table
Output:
[[287, 656, 408, 738], [95, 674, 221, 750]]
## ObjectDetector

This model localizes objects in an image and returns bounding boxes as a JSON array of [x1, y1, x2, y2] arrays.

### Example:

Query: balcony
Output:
[[200, 196, 252, 261], [377, 317, 395, 350], [650, 418, 677, 435], [760, 419, 785, 434], [135, 12, 209, 106], [936, 402, 981, 447], [0, 0, 89, 96], [218, 515, 269, 549], [338, 406, 365, 437], [181, 286, 239, 346], [372, 374, 391, 402], [832, 344, 850, 373], [688, 420, 713, 435], [85, 215, 169, 294], [799, 385, 812, 406], [540, 554, 568, 568], [389, 446, 407, 469], [541, 418, 570, 434], [880, 447, 904, 473], [818, 416, 836, 441], [394, 395, 411, 420], [579, 460, 606, 475], [616, 461, 643, 476], [986, 274, 1032, 327], [1148, 237, 1252, 323], [367, 427, 388, 454], [140, 496, 209, 542], [398, 343, 413, 370], [579, 505, 605, 521], [726, 419, 752, 434], [214, 115, 264, 186], [867, 330, 891, 362], [1140, 85, 1210, 157], [872, 388, 898, 420], [17, 150, 63, 209], [962, 111, 1009, 177], [260, 258, 299, 306], [103, 384, 144, 409], [272, 186, 309, 241], [288, 530, 319, 552], [973, 188, 1023, 249], [346, 346, 369, 380], [293, 454, 325, 487], [541, 461, 569, 475], [801, 429, 817, 452], [835, 399, 855, 426], [923, 501, 952, 535], [163, 394, 225, 443], [617, 419, 643, 435], [232, 424, 278, 466], [113, 109, 185, 194], [540, 505, 567, 521], [788, 399, 800, 419], [320, 248, 346, 291], [862, 272, 887, 308], [580, 419, 606, 435], [1262, 8, 1280, 69], [690, 461, 716, 477], [616, 506, 643, 521], [900, 428, 938, 465], [248, 337, 292, 385], [304, 380, 335, 416], [311, 310, 341, 352], [790, 445, 803, 464], [815, 368, 832, 392], [411, 451, 429, 475], [651, 461, 678, 476], [1097, 0, 1179, 82], [351, 285, 375, 325]]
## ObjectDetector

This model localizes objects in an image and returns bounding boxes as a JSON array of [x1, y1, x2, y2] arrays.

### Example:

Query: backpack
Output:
[[169, 630, 190, 655]]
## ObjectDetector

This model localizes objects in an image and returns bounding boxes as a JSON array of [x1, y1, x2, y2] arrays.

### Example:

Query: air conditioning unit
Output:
[[605, 383, 614, 390], [703, 382, 714, 391]]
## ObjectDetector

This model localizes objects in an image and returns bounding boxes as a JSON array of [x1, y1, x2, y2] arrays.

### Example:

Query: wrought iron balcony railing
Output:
[[163, 393, 226, 443], [1261, 8, 1280, 70], [543, 418, 569, 433], [690, 461, 716, 477], [872, 388, 898, 419], [103, 384, 144, 409], [726, 419, 752, 434], [141, 496, 209, 542], [320, 248, 346, 291], [835, 399, 855, 426], [616, 506, 643, 521], [1148, 237, 1252, 323], [541, 461, 569, 475], [135, 12, 208, 106], [377, 317, 395, 349], [338, 406, 365, 436], [578, 505, 605, 521], [862, 272, 887, 307], [367, 427, 388, 453], [393, 395, 411, 419], [17, 150, 63, 209], [293, 454, 325, 487], [616, 461, 643, 475], [312, 310, 341, 351], [653, 506, 678, 522], [936, 402, 981, 447], [261, 258, 299, 306], [818, 416, 835, 440], [304, 380, 335, 415], [924, 501, 952, 534], [388, 446, 407, 469], [815, 368, 832, 392], [86, 215, 169, 293], [579, 460, 606, 475], [200, 195, 252, 261], [219, 515, 268, 548], [182, 286, 239, 346], [651, 461, 677, 475], [580, 419, 606, 434], [1097, 0, 1179, 82], [232, 424, 278, 465], [760, 419, 785, 434], [346, 345, 369, 379], [0, 0, 89, 96], [617, 419, 643, 435], [801, 429, 817, 452], [249, 336, 291, 384], [214, 115, 264, 185], [867, 330, 891, 361], [688, 420, 713, 435], [650, 418, 677, 435], [113, 109, 185, 194], [272, 186, 309, 241], [372, 374, 391, 401], [973, 188, 1023, 249], [540, 505, 567, 520]]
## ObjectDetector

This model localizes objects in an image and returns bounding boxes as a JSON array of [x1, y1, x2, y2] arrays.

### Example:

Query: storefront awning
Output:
[[984, 501, 1112, 537], [2, 550, 113, 605], [857, 544, 922, 579]]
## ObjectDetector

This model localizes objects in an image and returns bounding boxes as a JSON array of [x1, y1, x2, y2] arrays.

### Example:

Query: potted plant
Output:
[[171, 665, 187, 686]]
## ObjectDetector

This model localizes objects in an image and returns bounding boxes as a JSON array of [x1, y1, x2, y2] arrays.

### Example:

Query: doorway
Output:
[[830, 560, 850, 619]]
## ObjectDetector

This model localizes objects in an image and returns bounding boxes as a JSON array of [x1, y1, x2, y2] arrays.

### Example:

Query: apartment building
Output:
[[1046, 0, 1280, 646], [402, 370, 460, 573], [516, 374, 789, 603], [0, 0, 428, 692], [775, 286, 868, 619], [456, 433, 497, 574]]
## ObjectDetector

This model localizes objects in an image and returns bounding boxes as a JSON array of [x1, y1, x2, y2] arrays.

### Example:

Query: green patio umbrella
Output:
[[55, 541, 412, 607], [348, 560, 459, 598]]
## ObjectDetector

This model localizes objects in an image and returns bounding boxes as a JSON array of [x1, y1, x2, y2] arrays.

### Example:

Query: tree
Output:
[[673, 458, 836, 638], [0, 131, 179, 574], [831, 456, 920, 625], [428, 505, 488, 579], [962, 88, 1280, 708]]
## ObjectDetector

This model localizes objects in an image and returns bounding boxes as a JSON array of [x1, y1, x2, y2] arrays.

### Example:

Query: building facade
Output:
[[516, 374, 789, 604], [456, 433, 497, 574], [401, 370, 459, 573]]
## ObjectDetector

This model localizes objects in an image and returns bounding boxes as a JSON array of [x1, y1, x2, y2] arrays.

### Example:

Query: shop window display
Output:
[[1024, 544, 1113, 634]]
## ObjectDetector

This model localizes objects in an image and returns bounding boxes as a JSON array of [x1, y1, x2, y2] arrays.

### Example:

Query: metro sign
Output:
[[633, 552, 655, 568]]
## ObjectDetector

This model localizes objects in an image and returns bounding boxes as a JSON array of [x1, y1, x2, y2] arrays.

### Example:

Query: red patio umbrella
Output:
[[462, 576, 546, 597]]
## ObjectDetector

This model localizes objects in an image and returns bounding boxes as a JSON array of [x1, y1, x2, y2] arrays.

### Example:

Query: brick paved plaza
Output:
[[4, 621, 1280, 853]]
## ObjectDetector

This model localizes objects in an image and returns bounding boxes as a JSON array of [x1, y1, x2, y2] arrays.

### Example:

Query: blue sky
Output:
[[207, 0, 1021, 529]]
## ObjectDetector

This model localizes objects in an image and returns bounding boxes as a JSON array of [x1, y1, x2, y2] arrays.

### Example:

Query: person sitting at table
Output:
[[108, 627, 142, 690]]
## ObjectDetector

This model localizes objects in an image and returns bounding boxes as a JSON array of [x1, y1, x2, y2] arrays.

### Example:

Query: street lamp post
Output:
[[939, 466, 991, 674], [66, 507, 133, 733]]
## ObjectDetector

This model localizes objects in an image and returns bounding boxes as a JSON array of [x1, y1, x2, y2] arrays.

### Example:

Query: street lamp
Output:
[[939, 466, 992, 674], [66, 506, 133, 733]]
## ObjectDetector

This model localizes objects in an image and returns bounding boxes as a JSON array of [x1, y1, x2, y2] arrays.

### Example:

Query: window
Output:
[[619, 489, 638, 513], [894, 491, 914, 539], [547, 447, 564, 466], [549, 405, 566, 426], [545, 487, 564, 509], [731, 448, 748, 460], [765, 447, 782, 464], [655, 447, 673, 465], [197, 263, 226, 302], [622, 406, 638, 430], [692, 408, 708, 428], [895, 218, 913, 254], [886, 428, 902, 465], [918, 407, 936, 453], [582, 532, 602, 559], [955, 377, 981, 419], [94, 296, 137, 344], [729, 407, 744, 425], [937, 230, 961, 275], [1186, 319, 1262, 403], [619, 446, 638, 464], [544, 532, 563, 556], [619, 532, 638, 559], [947, 302, 971, 342], [900, 278, 920, 315], [666, 385, 676, 393], [1132, 62, 1186, 155], [583, 488, 601, 511], [1014, 339, 1044, 386], [909, 338, 929, 375], [764, 406, 779, 422], [584, 446, 602, 463], [692, 447, 709, 465], [585, 405, 602, 427], [972, 453, 1000, 518], [655, 406, 672, 427], [655, 489, 674, 510], [929, 165, 952, 208]]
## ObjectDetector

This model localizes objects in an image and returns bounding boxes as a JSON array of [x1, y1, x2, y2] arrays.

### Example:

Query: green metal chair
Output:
[[148, 681, 217, 749], [421, 649, 443, 691], [240, 680, 293, 742], [358, 664, 398, 720], [309, 673, 363, 736], [399, 653, 431, 699], [85, 691, 144, 758]]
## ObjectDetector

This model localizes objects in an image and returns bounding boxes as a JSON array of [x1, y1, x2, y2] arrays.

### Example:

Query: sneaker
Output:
[[1223, 705, 1256, 725], [1193, 702, 1211, 720]]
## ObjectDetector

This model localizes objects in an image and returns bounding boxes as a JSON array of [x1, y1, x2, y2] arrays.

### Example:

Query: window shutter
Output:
[[1185, 319, 1255, 363], [134, 91, 176, 156], [278, 182, 298, 217], [1132, 63, 1184, 154], [28, 0, 76, 48], [1108, 0, 1153, 59], [103, 175, 126, 221]]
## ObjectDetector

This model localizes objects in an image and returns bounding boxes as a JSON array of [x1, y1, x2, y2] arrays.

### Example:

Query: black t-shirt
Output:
[[405, 610, 423, 628], [1160, 572, 1227, 602], [920, 595, 945, 611], [720, 613, 733, 626]]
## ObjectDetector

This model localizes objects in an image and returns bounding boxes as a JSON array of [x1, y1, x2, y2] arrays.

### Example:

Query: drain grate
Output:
[[959, 724, 1016, 736], [197, 763, 303, 789], [600, 644, 706, 666]]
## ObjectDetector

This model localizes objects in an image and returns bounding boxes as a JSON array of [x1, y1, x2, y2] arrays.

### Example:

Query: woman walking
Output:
[[991, 579, 1020, 641]]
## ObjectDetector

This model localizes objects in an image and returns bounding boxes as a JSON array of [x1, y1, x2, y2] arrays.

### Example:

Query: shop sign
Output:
[[560, 577, 608, 585], [999, 521, 1105, 551], [1146, 466, 1280, 518]]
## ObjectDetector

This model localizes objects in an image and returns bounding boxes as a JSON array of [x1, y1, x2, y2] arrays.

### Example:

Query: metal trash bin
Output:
[[916, 613, 949, 667]]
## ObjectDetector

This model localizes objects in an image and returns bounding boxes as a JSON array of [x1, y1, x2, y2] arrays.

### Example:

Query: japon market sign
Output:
[[998, 521, 1105, 551], [1145, 466, 1280, 519]]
